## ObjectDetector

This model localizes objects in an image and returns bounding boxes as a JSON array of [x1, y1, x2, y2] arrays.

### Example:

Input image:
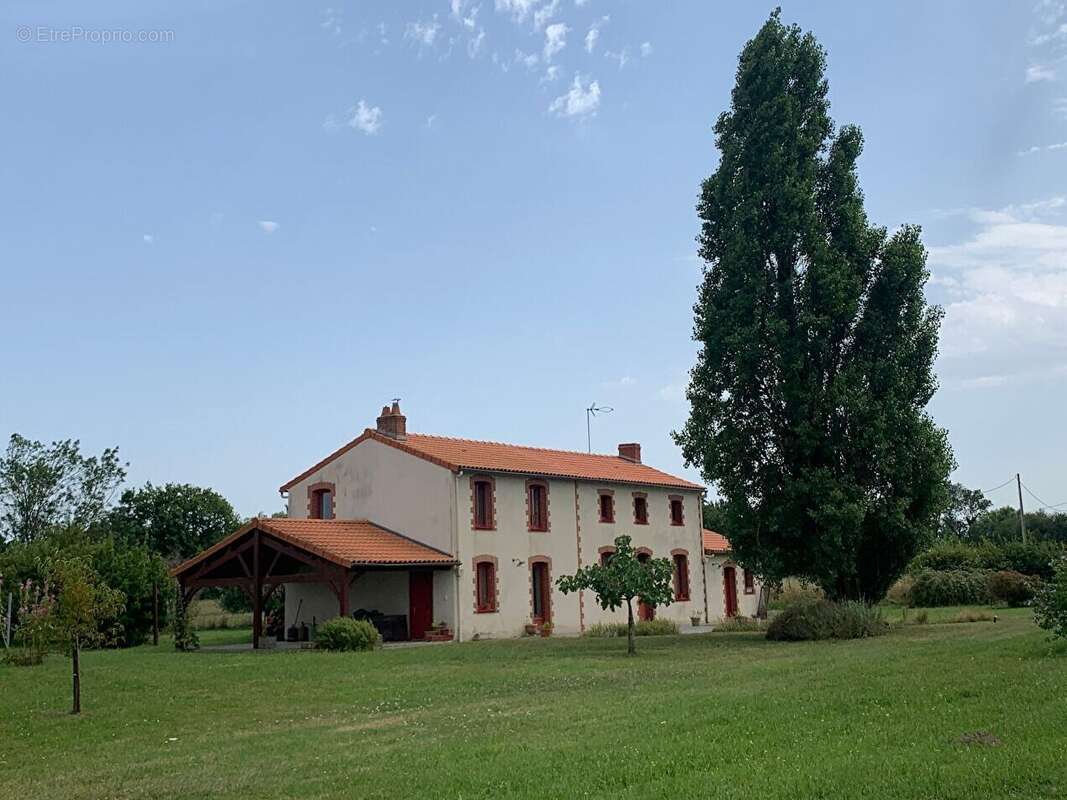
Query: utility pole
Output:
[[1016, 473, 1028, 545]]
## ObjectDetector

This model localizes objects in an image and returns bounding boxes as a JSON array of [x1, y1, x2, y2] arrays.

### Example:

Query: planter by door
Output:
[[531, 562, 551, 624], [409, 572, 433, 640], [723, 566, 739, 617]]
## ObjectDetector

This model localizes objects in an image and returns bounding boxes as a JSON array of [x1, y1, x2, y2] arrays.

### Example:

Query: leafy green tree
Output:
[[108, 483, 241, 562], [674, 11, 953, 602], [556, 535, 674, 655], [26, 557, 125, 713], [0, 434, 126, 543], [938, 483, 992, 541], [702, 499, 730, 534], [1034, 554, 1067, 640]]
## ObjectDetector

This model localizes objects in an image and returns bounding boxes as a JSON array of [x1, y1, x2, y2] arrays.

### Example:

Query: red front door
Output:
[[531, 562, 551, 624], [409, 572, 433, 640], [723, 566, 738, 617]]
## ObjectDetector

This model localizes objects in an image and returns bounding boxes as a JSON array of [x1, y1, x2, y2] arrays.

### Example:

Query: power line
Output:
[[1021, 481, 1067, 512], [977, 475, 1011, 494]]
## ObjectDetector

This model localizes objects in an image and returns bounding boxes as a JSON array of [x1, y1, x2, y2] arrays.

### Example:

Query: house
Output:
[[703, 528, 762, 619], [171, 402, 723, 645]]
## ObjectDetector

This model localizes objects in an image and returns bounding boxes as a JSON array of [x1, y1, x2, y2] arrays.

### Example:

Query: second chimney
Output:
[[617, 442, 641, 463], [376, 401, 407, 441]]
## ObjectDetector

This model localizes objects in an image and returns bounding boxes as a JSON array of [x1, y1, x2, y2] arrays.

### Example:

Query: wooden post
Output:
[[338, 568, 349, 618], [252, 530, 262, 649], [71, 636, 81, 714], [152, 582, 159, 646]]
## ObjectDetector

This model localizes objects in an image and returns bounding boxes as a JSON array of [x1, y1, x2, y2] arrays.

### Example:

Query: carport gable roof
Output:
[[170, 518, 457, 579]]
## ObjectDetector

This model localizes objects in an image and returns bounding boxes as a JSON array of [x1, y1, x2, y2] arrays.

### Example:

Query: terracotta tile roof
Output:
[[703, 529, 732, 554], [171, 518, 457, 577], [280, 429, 704, 492]]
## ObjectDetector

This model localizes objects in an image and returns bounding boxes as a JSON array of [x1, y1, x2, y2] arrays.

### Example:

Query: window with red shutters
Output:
[[633, 494, 648, 525], [476, 561, 497, 612], [673, 553, 690, 601], [472, 477, 494, 529], [598, 492, 614, 523], [310, 488, 333, 519], [669, 497, 684, 526], [743, 568, 755, 595], [527, 481, 548, 531]]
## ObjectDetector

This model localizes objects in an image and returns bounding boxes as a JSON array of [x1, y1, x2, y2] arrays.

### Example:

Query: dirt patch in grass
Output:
[[958, 731, 1002, 747]]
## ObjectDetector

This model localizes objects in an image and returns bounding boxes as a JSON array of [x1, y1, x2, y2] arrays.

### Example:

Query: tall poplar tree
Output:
[[675, 11, 953, 602]]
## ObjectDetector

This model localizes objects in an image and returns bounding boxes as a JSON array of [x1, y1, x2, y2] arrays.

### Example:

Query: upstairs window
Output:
[[475, 560, 497, 612], [527, 481, 549, 532], [308, 484, 335, 519], [598, 492, 614, 523], [673, 553, 690, 601], [743, 568, 755, 595], [599, 548, 615, 567], [669, 497, 684, 526], [472, 477, 495, 530], [633, 494, 649, 525]]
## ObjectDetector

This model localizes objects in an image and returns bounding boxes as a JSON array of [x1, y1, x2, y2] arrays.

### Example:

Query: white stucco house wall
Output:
[[272, 402, 713, 642], [702, 529, 762, 620]]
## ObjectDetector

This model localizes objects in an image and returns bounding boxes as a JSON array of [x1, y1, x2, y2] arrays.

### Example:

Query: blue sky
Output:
[[2, 1, 1066, 517]]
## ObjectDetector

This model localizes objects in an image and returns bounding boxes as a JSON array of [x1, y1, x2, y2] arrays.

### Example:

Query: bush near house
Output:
[[765, 600, 888, 641], [908, 540, 1062, 581], [909, 569, 989, 607], [1034, 555, 1067, 640], [315, 617, 380, 652], [986, 570, 1037, 607], [583, 619, 680, 638]]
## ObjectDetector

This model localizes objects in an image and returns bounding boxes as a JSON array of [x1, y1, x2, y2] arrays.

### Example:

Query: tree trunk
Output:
[[71, 636, 81, 715], [626, 599, 636, 656]]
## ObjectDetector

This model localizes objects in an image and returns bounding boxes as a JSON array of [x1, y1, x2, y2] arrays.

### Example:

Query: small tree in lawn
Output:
[[556, 535, 674, 655], [45, 557, 124, 713]]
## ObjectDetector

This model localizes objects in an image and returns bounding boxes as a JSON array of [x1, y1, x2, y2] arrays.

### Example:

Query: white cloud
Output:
[[321, 7, 342, 36], [1017, 140, 1067, 155], [1026, 63, 1057, 82], [541, 64, 560, 83], [549, 73, 600, 118], [605, 47, 629, 69], [640, 41, 653, 57], [584, 15, 607, 53], [468, 27, 486, 57], [533, 0, 560, 30], [928, 199, 1067, 384], [658, 383, 684, 401], [142, 234, 153, 245], [495, 0, 540, 23], [405, 17, 440, 47], [348, 100, 383, 135], [543, 22, 568, 61], [257, 221, 279, 234], [1055, 98, 1067, 118], [425, 114, 437, 129], [515, 49, 539, 69]]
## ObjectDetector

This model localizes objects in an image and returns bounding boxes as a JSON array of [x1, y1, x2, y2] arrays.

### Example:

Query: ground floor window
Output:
[[530, 560, 551, 623]]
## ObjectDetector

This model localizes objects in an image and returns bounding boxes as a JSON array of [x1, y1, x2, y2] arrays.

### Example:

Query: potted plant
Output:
[[690, 615, 703, 627], [524, 623, 538, 636], [540, 621, 553, 638]]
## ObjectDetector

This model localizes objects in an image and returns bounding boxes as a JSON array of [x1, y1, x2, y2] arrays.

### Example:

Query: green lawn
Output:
[[2, 608, 1065, 799]]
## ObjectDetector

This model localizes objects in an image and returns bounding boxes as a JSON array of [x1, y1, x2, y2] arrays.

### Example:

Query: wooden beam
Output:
[[252, 530, 263, 649], [185, 537, 256, 583]]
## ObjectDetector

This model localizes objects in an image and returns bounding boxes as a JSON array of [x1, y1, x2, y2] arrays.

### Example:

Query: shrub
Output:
[[885, 575, 915, 606], [770, 578, 823, 610], [986, 570, 1036, 608], [908, 542, 981, 574], [583, 619, 679, 638], [910, 610, 929, 625], [765, 600, 888, 641], [988, 542, 1061, 581], [1034, 554, 1067, 640], [316, 617, 380, 651], [948, 610, 994, 623], [713, 615, 767, 633], [635, 619, 678, 636], [909, 569, 989, 607]]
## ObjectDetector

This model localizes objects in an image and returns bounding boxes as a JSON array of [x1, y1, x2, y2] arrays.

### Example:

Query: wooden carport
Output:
[[170, 518, 458, 648]]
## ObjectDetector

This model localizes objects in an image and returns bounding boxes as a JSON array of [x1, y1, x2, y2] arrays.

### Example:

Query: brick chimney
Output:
[[376, 400, 407, 441], [617, 443, 641, 463]]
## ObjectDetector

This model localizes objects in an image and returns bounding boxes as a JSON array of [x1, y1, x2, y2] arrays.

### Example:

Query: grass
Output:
[[188, 598, 252, 631], [2, 607, 1066, 799]]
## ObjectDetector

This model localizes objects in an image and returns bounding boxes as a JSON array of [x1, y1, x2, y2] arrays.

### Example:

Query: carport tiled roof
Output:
[[170, 518, 457, 578], [280, 429, 704, 492]]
